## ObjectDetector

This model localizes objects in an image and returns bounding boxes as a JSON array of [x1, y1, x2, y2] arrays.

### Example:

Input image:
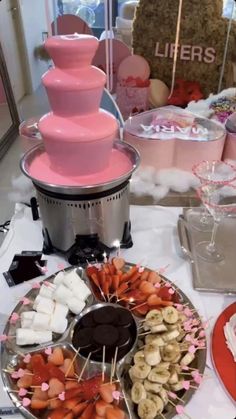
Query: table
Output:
[[0, 204, 235, 418]]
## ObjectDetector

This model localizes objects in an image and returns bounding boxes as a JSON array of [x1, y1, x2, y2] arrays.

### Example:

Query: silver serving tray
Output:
[[178, 208, 236, 294], [1, 263, 206, 419]]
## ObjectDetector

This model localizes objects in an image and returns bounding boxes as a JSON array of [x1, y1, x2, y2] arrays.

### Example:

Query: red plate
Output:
[[211, 302, 236, 403]]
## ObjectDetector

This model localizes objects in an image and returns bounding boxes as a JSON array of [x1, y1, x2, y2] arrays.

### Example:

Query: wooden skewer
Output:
[[65, 348, 80, 378], [102, 345, 106, 382], [111, 347, 118, 379], [110, 358, 114, 384], [78, 353, 91, 382]]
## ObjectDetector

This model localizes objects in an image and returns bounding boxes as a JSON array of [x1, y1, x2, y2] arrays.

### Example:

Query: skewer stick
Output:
[[111, 347, 118, 379], [102, 345, 106, 382], [110, 358, 114, 384], [130, 302, 147, 311], [78, 353, 91, 382], [65, 348, 80, 378]]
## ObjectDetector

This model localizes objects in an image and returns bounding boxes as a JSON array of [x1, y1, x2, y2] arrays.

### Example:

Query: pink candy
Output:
[[176, 405, 185, 414], [45, 347, 52, 355], [57, 263, 65, 270], [10, 312, 20, 324], [168, 288, 175, 295], [58, 391, 65, 401], [168, 391, 177, 399], [22, 397, 31, 407], [23, 354, 31, 364], [31, 282, 41, 289], [183, 380, 190, 390], [188, 345, 196, 354], [41, 382, 49, 391], [19, 388, 28, 397], [20, 297, 31, 306], [0, 334, 8, 342], [112, 390, 124, 401]]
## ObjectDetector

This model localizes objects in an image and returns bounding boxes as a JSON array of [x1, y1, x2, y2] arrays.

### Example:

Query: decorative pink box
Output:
[[123, 107, 226, 171], [223, 112, 236, 161]]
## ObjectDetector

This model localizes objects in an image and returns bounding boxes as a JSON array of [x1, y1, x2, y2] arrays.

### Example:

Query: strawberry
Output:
[[72, 401, 88, 415], [16, 370, 33, 388], [133, 303, 149, 316], [86, 266, 98, 277], [64, 413, 74, 419], [32, 387, 48, 401], [157, 286, 173, 301], [59, 358, 75, 378], [95, 400, 112, 417], [147, 271, 161, 285], [47, 408, 71, 419], [63, 397, 79, 410], [106, 407, 125, 419], [48, 378, 65, 398], [31, 399, 49, 410], [147, 294, 162, 306], [79, 403, 95, 419], [48, 399, 63, 410], [47, 362, 65, 383], [112, 257, 125, 271], [65, 381, 80, 390], [139, 281, 156, 295], [48, 347, 64, 366], [99, 382, 116, 403], [31, 354, 46, 368]]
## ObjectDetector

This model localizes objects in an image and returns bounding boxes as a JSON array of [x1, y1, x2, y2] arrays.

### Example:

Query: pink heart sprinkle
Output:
[[41, 266, 48, 274], [32, 282, 41, 289], [185, 334, 192, 342], [168, 391, 177, 399], [112, 390, 122, 401], [154, 282, 161, 288], [11, 371, 20, 379], [194, 375, 203, 385], [19, 388, 28, 397], [183, 380, 190, 390], [21, 297, 31, 306], [184, 307, 193, 317], [57, 263, 65, 270], [175, 303, 183, 311], [0, 334, 8, 342], [44, 281, 51, 287], [23, 354, 31, 364], [176, 405, 185, 415], [183, 322, 192, 332], [10, 312, 19, 324], [17, 368, 25, 378], [199, 330, 206, 338], [165, 281, 171, 288], [181, 365, 189, 371], [198, 340, 205, 348], [188, 345, 196, 354], [45, 347, 52, 355], [138, 266, 145, 273], [168, 288, 175, 295], [41, 382, 49, 391], [192, 319, 199, 326], [22, 397, 31, 407], [58, 391, 65, 401]]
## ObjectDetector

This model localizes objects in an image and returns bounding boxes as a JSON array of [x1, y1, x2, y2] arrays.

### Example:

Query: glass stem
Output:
[[207, 220, 219, 254], [200, 206, 208, 224]]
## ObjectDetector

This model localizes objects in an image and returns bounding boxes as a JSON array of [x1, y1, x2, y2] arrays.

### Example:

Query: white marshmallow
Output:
[[53, 284, 73, 304], [53, 271, 65, 285], [72, 281, 91, 302], [39, 284, 54, 299], [32, 312, 51, 331], [16, 328, 37, 346], [62, 270, 80, 289], [35, 330, 52, 344], [49, 315, 68, 334], [67, 297, 85, 315], [36, 297, 55, 316], [54, 302, 69, 318], [20, 311, 35, 328]]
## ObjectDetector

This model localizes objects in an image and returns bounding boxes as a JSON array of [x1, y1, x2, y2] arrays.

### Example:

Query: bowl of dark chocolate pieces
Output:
[[71, 303, 138, 363]]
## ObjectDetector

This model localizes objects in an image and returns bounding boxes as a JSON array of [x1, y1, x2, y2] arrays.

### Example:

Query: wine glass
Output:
[[196, 183, 236, 262], [190, 160, 236, 232]]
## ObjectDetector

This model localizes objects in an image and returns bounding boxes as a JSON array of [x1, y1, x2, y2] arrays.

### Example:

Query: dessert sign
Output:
[[133, 0, 236, 96]]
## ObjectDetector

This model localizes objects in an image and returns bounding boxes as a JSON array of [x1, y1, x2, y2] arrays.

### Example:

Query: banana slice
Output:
[[171, 353, 181, 364], [150, 324, 167, 333], [145, 309, 163, 327], [148, 367, 170, 384], [131, 382, 147, 404], [130, 361, 151, 380], [162, 306, 179, 324], [178, 313, 187, 323], [144, 379, 162, 394], [153, 362, 170, 372], [168, 370, 179, 384], [129, 368, 144, 383], [134, 350, 145, 364], [138, 399, 157, 419], [146, 393, 164, 413], [162, 329, 180, 342], [144, 343, 161, 366], [180, 352, 195, 366], [159, 388, 168, 406], [167, 323, 179, 331], [161, 341, 180, 362], [171, 380, 184, 391]]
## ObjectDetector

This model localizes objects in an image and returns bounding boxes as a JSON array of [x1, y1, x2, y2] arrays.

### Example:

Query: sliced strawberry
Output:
[[86, 265, 99, 277], [65, 381, 80, 390], [72, 401, 88, 415], [99, 382, 116, 403], [147, 271, 161, 284], [157, 286, 173, 301], [47, 362, 65, 383], [16, 370, 33, 388], [48, 378, 65, 398], [31, 399, 49, 410], [59, 358, 75, 378], [65, 387, 82, 400], [48, 399, 63, 410], [64, 413, 74, 419], [147, 294, 162, 306], [95, 400, 111, 417], [32, 387, 48, 401], [112, 257, 125, 271], [133, 303, 149, 316], [79, 403, 95, 419], [139, 281, 156, 295], [106, 407, 125, 419], [80, 375, 103, 400], [140, 270, 149, 281], [31, 354, 46, 368], [47, 408, 71, 419], [48, 347, 64, 366]]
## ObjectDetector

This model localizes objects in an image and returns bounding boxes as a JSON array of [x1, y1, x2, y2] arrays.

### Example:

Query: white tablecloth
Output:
[[0, 204, 235, 418]]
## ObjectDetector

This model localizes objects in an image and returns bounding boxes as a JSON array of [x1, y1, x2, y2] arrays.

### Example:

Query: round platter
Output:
[[1, 261, 207, 419], [211, 302, 236, 404]]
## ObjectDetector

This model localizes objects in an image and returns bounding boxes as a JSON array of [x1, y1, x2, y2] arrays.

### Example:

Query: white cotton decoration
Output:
[[154, 168, 200, 193], [151, 185, 170, 201]]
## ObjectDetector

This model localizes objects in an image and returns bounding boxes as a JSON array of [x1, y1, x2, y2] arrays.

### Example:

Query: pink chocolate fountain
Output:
[[20, 34, 139, 262]]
